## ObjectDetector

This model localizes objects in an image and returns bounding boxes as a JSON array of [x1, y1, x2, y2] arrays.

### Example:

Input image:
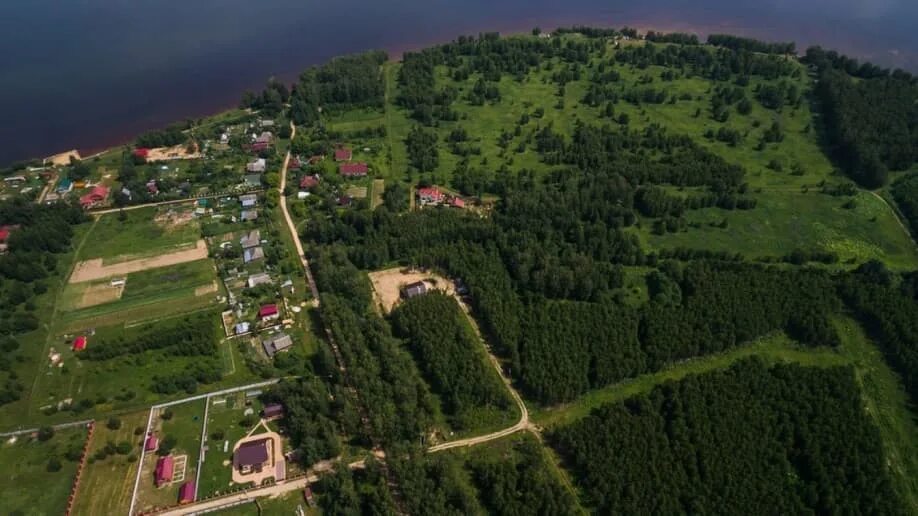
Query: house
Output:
[[144, 434, 159, 452], [235, 322, 251, 335], [299, 174, 319, 190], [178, 482, 196, 504], [240, 230, 261, 249], [334, 148, 352, 161], [339, 162, 368, 177], [133, 148, 150, 159], [146, 180, 159, 194], [450, 197, 466, 208], [56, 178, 73, 194], [402, 281, 427, 299], [258, 304, 279, 321], [72, 336, 87, 351], [121, 187, 132, 200], [417, 186, 445, 205], [262, 333, 293, 357], [241, 209, 258, 222], [0, 225, 16, 252], [259, 119, 276, 128], [289, 156, 302, 171], [80, 185, 109, 208], [155, 455, 174, 487], [262, 403, 284, 420], [254, 132, 273, 145], [3, 176, 26, 184], [240, 194, 258, 208], [247, 272, 272, 288], [246, 158, 267, 173], [234, 439, 270, 475], [110, 278, 126, 287], [304, 486, 316, 507], [337, 195, 353, 207], [243, 246, 265, 263], [307, 155, 325, 165], [296, 191, 309, 200]]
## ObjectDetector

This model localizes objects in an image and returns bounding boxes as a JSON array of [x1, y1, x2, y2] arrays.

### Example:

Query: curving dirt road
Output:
[[277, 122, 320, 302], [428, 297, 532, 453]]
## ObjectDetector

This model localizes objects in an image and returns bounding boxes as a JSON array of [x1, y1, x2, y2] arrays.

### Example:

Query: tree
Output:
[[405, 126, 439, 172], [107, 417, 122, 430], [46, 457, 62, 472], [37, 426, 54, 441]]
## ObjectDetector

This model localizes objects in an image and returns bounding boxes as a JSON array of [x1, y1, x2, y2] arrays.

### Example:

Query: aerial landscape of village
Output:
[[1, 6, 918, 515]]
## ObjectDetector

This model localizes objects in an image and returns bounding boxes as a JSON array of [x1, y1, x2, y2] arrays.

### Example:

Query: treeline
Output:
[[517, 261, 840, 403], [267, 376, 360, 467], [80, 312, 218, 361], [551, 359, 902, 514], [150, 359, 222, 394], [808, 53, 918, 187], [707, 34, 796, 55], [0, 199, 87, 335], [391, 292, 513, 430], [310, 247, 438, 445], [288, 51, 388, 125], [841, 262, 918, 403], [135, 122, 190, 148], [317, 459, 397, 515], [615, 42, 799, 81], [891, 172, 918, 238], [466, 436, 580, 516], [645, 31, 699, 45]]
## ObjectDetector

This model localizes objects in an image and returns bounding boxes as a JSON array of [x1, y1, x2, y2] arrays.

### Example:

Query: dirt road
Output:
[[153, 459, 365, 516], [277, 122, 319, 302], [68, 240, 208, 283]]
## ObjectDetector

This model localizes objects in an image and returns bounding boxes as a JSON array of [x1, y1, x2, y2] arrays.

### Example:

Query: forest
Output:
[[391, 292, 513, 430], [550, 359, 901, 514], [892, 172, 918, 238]]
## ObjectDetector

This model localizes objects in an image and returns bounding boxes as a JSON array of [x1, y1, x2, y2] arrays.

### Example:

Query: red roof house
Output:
[[79, 185, 110, 208], [0, 226, 11, 243], [289, 157, 302, 171], [250, 141, 270, 153], [339, 162, 368, 177], [144, 434, 159, 452], [450, 197, 466, 208], [178, 482, 196, 504], [72, 336, 87, 351], [133, 148, 150, 158], [299, 174, 319, 190], [259, 304, 279, 321], [334, 148, 352, 161], [155, 456, 174, 487], [417, 187, 445, 204]]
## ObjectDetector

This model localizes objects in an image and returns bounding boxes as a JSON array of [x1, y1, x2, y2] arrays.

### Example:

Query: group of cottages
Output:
[[150, 443, 195, 504], [416, 186, 465, 208], [249, 132, 274, 153], [335, 147, 368, 178], [240, 229, 264, 264]]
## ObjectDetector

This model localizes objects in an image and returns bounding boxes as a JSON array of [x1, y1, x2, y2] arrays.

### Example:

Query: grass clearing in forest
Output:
[[80, 206, 200, 262]]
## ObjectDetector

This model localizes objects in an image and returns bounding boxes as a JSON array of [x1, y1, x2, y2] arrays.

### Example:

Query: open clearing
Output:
[[69, 239, 208, 283], [368, 267, 455, 313], [80, 205, 200, 262], [0, 426, 86, 516]]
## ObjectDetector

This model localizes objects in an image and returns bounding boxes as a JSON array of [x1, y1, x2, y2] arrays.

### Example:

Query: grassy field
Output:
[[209, 491, 318, 516], [79, 206, 201, 263], [58, 258, 221, 330], [0, 426, 87, 516], [636, 190, 918, 269], [136, 400, 206, 512], [531, 332, 850, 429], [73, 410, 149, 515]]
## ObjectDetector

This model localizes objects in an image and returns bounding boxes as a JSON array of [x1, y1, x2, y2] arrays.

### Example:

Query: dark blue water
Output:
[[1, 0, 916, 166]]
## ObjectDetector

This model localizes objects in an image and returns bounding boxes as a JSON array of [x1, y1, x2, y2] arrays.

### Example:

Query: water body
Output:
[[1, 0, 916, 165]]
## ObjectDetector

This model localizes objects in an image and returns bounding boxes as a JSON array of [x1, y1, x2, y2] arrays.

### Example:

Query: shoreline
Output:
[[17, 20, 915, 169]]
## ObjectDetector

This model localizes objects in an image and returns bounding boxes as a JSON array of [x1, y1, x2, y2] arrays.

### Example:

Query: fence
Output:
[[64, 421, 95, 516]]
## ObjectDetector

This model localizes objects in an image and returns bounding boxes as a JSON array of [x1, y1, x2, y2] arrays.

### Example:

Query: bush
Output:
[[46, 457, 62, 472], [161, 408, 173, 420], [37, 426, 54, 442], [107, 417, 122, 430]]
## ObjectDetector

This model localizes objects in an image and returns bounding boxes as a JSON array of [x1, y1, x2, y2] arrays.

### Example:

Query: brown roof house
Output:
[[234, 438, 271, 475]]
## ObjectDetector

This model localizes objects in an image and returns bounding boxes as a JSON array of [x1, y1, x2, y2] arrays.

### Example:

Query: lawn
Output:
[[196, 392, 269, 498], [0, 426, 87, 516], [135, 400, 206, 513], [209, 491, 318, 516], [79, 206, 201, 263], [73, 410, 150, 516]]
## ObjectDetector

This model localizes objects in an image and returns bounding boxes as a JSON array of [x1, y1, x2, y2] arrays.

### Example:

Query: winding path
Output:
[[277, 122, 319, 301]]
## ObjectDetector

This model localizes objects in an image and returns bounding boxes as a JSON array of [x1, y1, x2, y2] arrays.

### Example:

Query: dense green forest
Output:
[[551, 359, 901, 514], [391, 292, 513, 430]]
